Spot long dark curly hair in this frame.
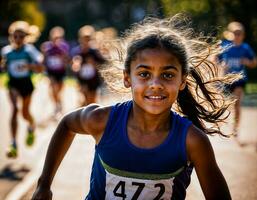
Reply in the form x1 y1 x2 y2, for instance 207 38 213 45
101 14 241 136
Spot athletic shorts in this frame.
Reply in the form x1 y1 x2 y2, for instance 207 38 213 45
78 74 102 91
8 77 34 97
47 70 66 82
225 79 246 93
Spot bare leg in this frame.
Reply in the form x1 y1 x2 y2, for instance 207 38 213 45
6 88 19 157
232 87 244 136
9 89 19 144
80 85 88 106
22 94 36 146
50 78 64 113
21 94 34 128
80 84 97 106
86 90 97 105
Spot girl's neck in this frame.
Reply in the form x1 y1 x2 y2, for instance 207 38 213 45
129 103 171 133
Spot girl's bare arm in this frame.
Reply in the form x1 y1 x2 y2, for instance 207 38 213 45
31 104 111 200
186 125 231 200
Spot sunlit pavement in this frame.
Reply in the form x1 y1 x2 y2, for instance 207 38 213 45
0 78 257 200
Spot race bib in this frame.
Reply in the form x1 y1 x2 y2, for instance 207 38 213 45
46 56 64 70
105 172 174 200
9 59 29 78
79 64 96 79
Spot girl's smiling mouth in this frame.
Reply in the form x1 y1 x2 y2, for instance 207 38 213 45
145 95 167 100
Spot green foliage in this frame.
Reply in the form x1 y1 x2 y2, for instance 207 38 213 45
0 0 45 30
162 0 210 15
161 0 257 49
1 0 257 82
19 1 46 30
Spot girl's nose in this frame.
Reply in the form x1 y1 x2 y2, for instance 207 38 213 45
149 78 164 90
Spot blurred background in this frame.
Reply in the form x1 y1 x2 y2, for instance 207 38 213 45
0 0 257 82
1 0 257 81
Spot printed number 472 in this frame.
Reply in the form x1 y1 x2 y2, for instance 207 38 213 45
113 181 165 200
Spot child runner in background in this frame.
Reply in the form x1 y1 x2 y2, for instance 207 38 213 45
71 25 106 106
41 26 70 116
1 21 44 158
218 22 257 140
32 15 237 199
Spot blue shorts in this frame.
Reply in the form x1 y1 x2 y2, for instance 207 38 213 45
225 79 246 93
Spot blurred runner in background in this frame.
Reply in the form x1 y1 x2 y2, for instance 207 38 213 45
219 21 257 141
0 21 44 158
71 25 106 106
41 26 70 116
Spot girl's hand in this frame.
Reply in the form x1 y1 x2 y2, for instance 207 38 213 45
186 126 231 200
31 186 52 200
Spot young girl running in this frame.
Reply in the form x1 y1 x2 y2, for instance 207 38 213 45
32 16 236 199
1 21 44 158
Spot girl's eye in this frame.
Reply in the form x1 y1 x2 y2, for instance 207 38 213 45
162 73 174 79
139 72 150 78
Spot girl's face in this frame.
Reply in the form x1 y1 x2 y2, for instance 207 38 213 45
12 30 26 48
124 48 186 115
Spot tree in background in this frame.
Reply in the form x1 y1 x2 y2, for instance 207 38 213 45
0 0 45 47
1 0 256 81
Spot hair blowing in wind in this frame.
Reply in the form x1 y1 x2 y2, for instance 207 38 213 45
101 14 241 136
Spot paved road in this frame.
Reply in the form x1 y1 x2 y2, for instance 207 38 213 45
0 78 257 200
0 77 80 200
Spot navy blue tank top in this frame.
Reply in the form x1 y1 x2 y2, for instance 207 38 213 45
86 101 193 200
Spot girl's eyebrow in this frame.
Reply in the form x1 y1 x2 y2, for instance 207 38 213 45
135 64 151 70
162 65 178 71
135 64 178 71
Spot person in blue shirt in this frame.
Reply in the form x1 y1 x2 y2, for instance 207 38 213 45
1 21 44 158
219 21 257 139
32 15 234 200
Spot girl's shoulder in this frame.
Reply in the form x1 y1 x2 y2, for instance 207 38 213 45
78 103 113 143
186 125 212 163
84 101 132 129
82 103 112 129
80 101 131 141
